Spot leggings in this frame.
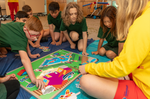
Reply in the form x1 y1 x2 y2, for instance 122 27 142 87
8 2 19 21
3 80 20 99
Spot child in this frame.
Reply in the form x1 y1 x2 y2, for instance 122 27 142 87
0 16 45 89
79 0 150 99
92 6 124 59
13 11 29 23
8 0 19 21
0 11 29 58
0 74 20 99
22 5 49 48
60 2 88 56
46 2 66 45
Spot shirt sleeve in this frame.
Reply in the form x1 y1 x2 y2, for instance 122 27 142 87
97 27 105 38
85 19 150 78
60 20 67 31
47 14 52 25
11 44 27 53
11 37 28 53
82 17 87 32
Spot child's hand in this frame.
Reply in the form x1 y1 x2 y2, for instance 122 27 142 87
0 54 7 58
79 65 87 75
0 74 18 83
29 54 40 58
34 42 41 48
56 41 62 46
35 79 45 90
92 51 99 55
51 41 56 45
70 43 76 49
82 52 89 56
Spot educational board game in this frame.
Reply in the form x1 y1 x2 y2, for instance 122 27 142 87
7 49 97 99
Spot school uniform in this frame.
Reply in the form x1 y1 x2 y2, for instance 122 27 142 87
0 22 28 53
0 80 20 99
98 27 119 55
60 17 88 40
47 11 62 32
33 15 39 20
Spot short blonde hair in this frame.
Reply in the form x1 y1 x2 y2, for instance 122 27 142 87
117 0 148 41
25 16 43 32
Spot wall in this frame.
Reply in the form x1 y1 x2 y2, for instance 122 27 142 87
47 0 107 16
77 0 108 17
47 0 66 14
4 0 45 15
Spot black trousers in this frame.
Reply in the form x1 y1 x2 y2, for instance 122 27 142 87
3 80 20 99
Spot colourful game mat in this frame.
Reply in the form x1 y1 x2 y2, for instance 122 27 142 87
0 38 94 99
7 50 97 99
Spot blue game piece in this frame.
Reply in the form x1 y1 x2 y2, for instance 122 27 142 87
22 71 27 76
90 59 96 63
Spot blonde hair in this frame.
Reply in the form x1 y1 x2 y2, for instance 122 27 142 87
61 2 83 27
117 0 148 41
25 16 43 32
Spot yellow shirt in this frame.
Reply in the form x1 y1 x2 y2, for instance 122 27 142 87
85 1 150 98
8 0 18 2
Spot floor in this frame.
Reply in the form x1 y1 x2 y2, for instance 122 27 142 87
1 16 100 40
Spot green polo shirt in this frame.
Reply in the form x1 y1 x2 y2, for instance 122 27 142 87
0 83 7 99
33 15 39 20
60 17 88 39
98 27 118 47
0 22 28 53
47 11 62 31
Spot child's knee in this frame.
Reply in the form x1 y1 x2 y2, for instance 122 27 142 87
62 37 67 42
55 33 60 41
78 45 83 51
98 48 106 56
80 75 90 89
70 31 79 41
106 51 117 59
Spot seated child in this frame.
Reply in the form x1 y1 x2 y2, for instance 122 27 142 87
22 5 49 48
13 11 29 23
45 2 66 45
79 0 150 99
0 11 29 58
0 16 45 89
92 6 124 59
60 2 88 56
0 74 20 99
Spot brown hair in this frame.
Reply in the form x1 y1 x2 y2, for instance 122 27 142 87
25 16 43 32
22 5 32 13
117 0 148 41
100 6 117 38
61 2 83 27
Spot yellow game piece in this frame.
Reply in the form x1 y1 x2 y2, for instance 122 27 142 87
63 70 66 75
46 74 51 78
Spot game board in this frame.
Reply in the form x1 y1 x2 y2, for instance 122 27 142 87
7 49 97 99
53 75 96 99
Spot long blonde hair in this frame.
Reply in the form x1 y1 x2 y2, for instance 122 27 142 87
61 2 83 27
117 0 148 41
